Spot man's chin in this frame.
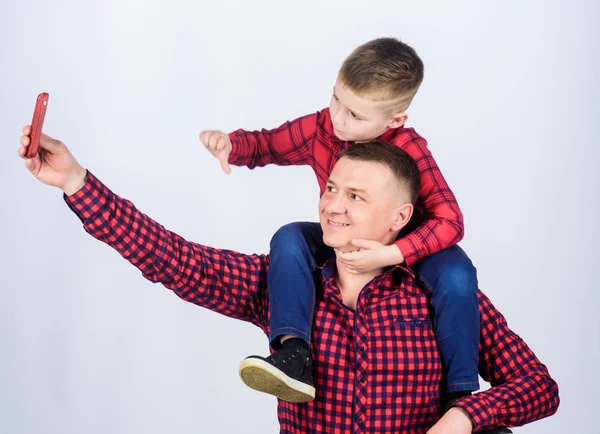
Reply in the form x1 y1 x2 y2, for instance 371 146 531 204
322 235 352 251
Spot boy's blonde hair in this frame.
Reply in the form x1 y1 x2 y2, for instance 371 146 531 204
339 37 424 114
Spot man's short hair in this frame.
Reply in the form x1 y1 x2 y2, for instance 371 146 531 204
340 141 421 203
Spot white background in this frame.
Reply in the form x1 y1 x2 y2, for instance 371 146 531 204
1 0 597 432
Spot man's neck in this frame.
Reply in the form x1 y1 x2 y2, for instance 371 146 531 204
335 258 383 310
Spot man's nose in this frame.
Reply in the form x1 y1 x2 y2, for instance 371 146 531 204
326 194 346 214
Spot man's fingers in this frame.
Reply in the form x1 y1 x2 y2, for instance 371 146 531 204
39 133 62 153
24 157 40 175
21 128 62 153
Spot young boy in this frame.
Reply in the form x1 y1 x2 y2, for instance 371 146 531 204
200 37 480 406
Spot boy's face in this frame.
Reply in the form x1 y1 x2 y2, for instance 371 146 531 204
318 157 411 252
329 79 406 142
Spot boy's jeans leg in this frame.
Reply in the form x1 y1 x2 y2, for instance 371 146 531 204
414 245 480 393
268 222 327 349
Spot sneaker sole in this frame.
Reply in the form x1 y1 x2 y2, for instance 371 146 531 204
238 358 316 403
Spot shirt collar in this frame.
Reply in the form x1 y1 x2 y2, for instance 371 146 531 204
317 255 417 284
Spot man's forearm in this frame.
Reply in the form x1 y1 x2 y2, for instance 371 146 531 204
456 292 560 431
64 171 270 328
453 368 559 430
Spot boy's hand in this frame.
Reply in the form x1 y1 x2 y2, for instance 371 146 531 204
18 125 87 196
334 240 404 274
425 407 473 434
199 130 232 174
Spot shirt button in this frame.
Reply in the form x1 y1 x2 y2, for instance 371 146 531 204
360 377 366 384
360 346 366 352
357 420 364 427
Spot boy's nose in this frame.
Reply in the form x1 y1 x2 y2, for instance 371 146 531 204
333 111 346 126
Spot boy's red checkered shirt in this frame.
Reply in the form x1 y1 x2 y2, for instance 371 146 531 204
228 108 464 266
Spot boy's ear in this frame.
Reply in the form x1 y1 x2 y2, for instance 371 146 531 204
387 112 408 129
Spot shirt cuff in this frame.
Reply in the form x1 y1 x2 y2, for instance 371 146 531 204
227 130 246 166
63 171 111 222
394 237 418 267
451 394 495 432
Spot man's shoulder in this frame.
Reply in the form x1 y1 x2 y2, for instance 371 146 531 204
476 289 507 327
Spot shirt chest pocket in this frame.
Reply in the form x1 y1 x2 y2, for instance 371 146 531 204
394 317 433 329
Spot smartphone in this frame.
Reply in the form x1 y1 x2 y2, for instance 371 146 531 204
25 92 49 158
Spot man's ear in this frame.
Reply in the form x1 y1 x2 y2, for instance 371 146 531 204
390 202 413 232
387 112 408 129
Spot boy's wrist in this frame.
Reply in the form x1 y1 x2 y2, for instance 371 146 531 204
387 244 405 265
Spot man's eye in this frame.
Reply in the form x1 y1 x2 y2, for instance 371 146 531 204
326 186 337 193
350 194 362 201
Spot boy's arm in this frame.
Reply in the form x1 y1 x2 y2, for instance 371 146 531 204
227 111 320 169
394 132 465 266
64 171 270 330
452 291 560 431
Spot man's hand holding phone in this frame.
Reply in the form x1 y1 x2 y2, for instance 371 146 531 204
19 125 87 196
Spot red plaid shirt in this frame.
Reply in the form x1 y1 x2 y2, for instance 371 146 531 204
64 172 559 433
229 108 464 266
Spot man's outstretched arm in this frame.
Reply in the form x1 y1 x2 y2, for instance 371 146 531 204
18 126 270 330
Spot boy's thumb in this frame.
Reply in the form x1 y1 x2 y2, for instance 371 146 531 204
219 154 231 174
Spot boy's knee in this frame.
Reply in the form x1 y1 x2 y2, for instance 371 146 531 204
270 222 307 249
438 262 478 299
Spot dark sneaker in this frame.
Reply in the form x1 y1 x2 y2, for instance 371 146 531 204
239 345 315 402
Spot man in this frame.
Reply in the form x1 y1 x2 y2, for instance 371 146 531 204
18 126 559 433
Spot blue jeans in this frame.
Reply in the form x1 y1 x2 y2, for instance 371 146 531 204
268 221 480 393
413 243 480 393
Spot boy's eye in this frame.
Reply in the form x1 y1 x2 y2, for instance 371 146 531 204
350 112 362 121
332 94 339 101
